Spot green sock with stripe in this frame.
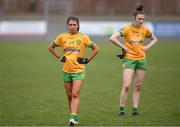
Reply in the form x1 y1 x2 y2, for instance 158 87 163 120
70 113 78 121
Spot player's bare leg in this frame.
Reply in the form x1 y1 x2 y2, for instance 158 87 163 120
69 80 83 126
64 81 73 113
132 69 145 115
71 80 83 113
119 69 134 116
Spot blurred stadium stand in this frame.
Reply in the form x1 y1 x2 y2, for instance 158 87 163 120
0 0 180 42
1 0 180 15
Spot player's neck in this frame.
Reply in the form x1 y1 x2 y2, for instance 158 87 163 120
133 22 141 28
69 32 78 35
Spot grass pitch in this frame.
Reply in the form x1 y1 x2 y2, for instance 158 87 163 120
0 38 180 126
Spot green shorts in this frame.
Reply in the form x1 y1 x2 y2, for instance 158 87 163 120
122 58 147 70
62 71 86 82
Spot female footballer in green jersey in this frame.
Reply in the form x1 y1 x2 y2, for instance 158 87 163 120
110 4 158 116
48 16 99 126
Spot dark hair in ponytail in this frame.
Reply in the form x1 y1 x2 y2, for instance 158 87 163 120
67 16 80 31
133 4 145 17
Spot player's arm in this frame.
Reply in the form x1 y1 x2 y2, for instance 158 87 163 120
48 42 60 58
48 42 66 62
109 32 128 51
144 33 158 51
77 43 99 64
87 43 99 62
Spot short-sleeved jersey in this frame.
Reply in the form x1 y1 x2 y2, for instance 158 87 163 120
54 32 93 73
119 24 152 60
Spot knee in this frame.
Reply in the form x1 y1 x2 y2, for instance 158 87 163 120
72 92 79 99
123 81 131 92
124 85 130 92
135 81 142 91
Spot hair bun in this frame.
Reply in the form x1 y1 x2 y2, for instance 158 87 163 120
136 4 143 11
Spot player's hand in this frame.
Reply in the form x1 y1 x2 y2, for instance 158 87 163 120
77 57 89 64
58 56 66 63
117 49 126 59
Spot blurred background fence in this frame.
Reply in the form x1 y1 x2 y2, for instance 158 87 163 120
0 0 180 42
1 0 180 16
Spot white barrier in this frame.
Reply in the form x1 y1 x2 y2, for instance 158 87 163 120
80 21 154 36
0 20 47 36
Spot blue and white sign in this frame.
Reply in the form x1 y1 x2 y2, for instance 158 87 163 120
154 22 180 36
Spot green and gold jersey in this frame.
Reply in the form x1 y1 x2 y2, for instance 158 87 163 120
119 24 152 60
54 32 93 73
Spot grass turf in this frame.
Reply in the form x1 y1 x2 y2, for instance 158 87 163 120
0 38 180 126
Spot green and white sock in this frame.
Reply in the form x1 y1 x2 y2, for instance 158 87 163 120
70 113 78 121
